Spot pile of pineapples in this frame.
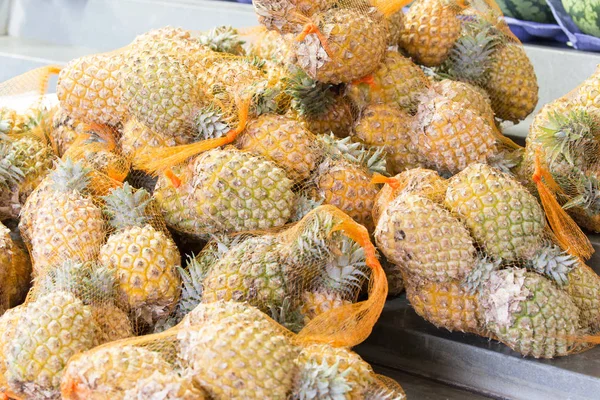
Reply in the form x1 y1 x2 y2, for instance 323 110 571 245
1 0 600 398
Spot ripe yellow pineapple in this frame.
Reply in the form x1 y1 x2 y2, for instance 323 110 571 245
301 290 352 323
293 7 388 84
236 113 323 181
375 193 476 283
0 306 26 395
0 221 31 311
246 28 292 64
123 371 205 400
22 159 104 274
177 305 297 399
346 50 430 112
405 278 485 334
51 107 85 157
57 53 126 126
293 343 375 399
386 9 405 46
400 0 464 66
353 103 422 175
0 132 55 220
119 117 180 159
253 0 334 34
413 93 497 175
5 291 99 399
99 183 181 325
430 79 494 122
61 345 177 400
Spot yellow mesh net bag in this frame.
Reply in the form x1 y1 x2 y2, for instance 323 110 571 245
373 165 600 358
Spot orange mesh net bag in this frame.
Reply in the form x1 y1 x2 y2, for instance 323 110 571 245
373 165 600 358
516 66 600 235
55 205 399 400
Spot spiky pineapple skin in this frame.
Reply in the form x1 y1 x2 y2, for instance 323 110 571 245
347 51 430 112
247 29 291 63
123 371 205 400
405 279 485 334
399 0 462 66
375 194 476 283
254 0 334 34
479 269 579 358
300 290 352 323
315 159 378 231
294 8 387 84
431 80 494 122
237 114 322 181
191 148 296 233
445 163 545 261
0 306 25 392
120 117 179 158
294 343 374 400
57 53 126 126
353 103 422 175
386 10 405 46
30 190 104 273
300 95 355 138
484 43 538 123
0 222 31 310
178 309 297 400
99 224 181 322
51 108 85 157
6 292 98 400
414 95 497 175
91 305 134 344
565 263 600 331
202 236 289 312
572 66 600 110
61 345 172 400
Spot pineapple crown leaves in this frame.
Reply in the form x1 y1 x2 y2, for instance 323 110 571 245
488 148 524 175
102 182 152 229
563 171 600 215
538 109 599 168
462 255 503 294
199 25 246 55
321 233 368 295
268 296 305 333
288 211 337 265
527 244 578 287
318 133 388 175
194 105 230 140
0 143 24 188
251 83 286 116
297 358 354 399
36 260 119 305
49 157 92 193
441 18 501 85
292 193 325 222
284 67 337 118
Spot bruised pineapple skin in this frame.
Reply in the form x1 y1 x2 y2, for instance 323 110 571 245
479 268 580 358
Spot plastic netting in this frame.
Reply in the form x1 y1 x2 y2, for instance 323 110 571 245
518 66 600 234
373 165 600 358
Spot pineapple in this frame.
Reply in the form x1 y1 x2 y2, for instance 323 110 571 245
442 19 538 123
236 113 323 181
0 108 16 134
123 371 205 400
0 132 55 220
286 68 355 137
300 291 352 323
99 183 181 325
0 221 31 311
5 291 99 399
353 103 422 175
399 0 464 66
572 66 600 110
119 117 179 159
51 108 85 156
293 7 388 84
445 163 546 261
346 50 430 112
57 53 126 126
0 306 26 394
405 277 485 334
23 159 104 273
564 262 600 331
479 268 580 358
61 345 175 400
293 343 375 400
374 193 476 283
177 305 297 399
199 25 246 55
484 43 539 123
413 92 497 175
37 260 134 344
188 148 296 233
386 9 405 46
